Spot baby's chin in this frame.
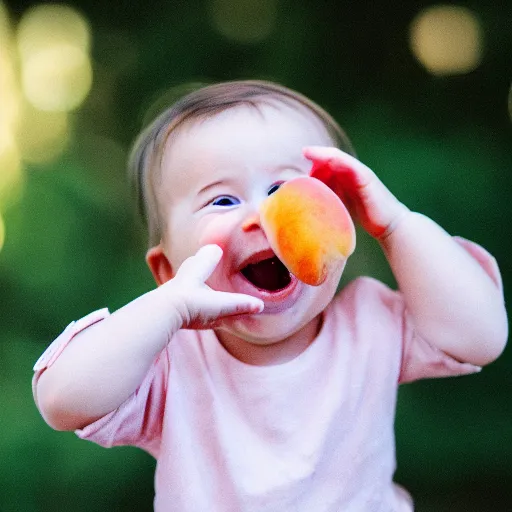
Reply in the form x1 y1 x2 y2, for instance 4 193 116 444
214 310 325 366
215 301 325 346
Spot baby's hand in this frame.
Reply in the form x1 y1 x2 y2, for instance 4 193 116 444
303 146 410 239
166 245 264 330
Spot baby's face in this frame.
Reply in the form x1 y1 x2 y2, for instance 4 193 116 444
156 102 344 346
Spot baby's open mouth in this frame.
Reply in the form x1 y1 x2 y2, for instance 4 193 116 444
240 257 292 291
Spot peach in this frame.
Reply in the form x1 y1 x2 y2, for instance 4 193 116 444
258 176 356 286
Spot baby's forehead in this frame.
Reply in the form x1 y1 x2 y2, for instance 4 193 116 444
162 100 333 159
165 104 326 167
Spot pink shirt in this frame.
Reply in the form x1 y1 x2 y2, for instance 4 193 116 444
33 238 502 511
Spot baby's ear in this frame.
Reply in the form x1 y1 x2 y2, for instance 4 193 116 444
146 245 174 286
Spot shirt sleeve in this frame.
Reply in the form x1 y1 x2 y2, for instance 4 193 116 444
32 309 110 409
32 309 170 458
399 236 504 384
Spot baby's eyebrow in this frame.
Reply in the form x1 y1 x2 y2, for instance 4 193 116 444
274 163 308 174
198 180 223 195
197 178 235 196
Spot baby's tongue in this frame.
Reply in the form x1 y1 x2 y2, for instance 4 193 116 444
241 257 291 291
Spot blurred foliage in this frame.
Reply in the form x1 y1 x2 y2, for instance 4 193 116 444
1 0 511 510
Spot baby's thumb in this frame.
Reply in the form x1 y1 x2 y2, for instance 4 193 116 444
178 244 223 283
215 292 264 318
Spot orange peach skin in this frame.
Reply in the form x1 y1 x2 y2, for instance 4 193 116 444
259 176 356 286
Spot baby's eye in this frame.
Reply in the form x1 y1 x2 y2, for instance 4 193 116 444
211 195 240 207
267 182 283 196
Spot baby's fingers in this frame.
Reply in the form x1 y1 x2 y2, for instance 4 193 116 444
214 291 264 318
303 145 357 166
177 244 223 283
185 290 264 329
303 146 374 189
303 145 409 238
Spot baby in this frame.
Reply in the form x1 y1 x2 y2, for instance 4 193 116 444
32 80 508 511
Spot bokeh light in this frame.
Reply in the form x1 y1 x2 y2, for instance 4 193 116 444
17 102 69 164
0 2 23 209
0 3 19 132
0 211 5 252
20 44 92 112
209 0 277 43
409 5 483 76
0 135 22 206
16 3 90 56
0 54 19 135
17 4 93 111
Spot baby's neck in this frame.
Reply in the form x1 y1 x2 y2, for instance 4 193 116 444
215 314 323 366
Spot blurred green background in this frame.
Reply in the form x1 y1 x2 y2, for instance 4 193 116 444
0 0 511 510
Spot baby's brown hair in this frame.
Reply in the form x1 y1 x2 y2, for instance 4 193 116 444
128 80 355 247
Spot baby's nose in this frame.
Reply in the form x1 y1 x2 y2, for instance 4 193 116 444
241 212 262 232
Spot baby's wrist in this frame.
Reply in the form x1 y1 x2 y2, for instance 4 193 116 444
376 204 412 243
153 281 186 334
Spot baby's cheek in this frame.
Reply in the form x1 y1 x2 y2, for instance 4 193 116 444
197 216 236 251
198 216 241 287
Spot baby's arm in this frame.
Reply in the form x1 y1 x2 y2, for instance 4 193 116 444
36 245 263 431
304 146 508 366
